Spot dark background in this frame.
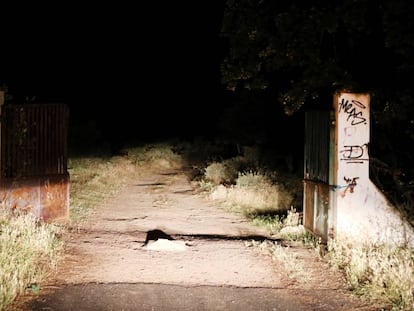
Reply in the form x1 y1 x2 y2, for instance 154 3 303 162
0 2 231 146
1 1 413 210
1 1 412 181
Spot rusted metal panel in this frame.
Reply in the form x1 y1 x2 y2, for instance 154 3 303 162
304 110 330 183
303 180 314 233
0 103 70 222
0 173 70 222
1 103 69 178
303 110 332 242
303 180 329 242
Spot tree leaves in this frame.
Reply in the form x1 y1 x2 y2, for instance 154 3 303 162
220 0 414 188
220 0 414 115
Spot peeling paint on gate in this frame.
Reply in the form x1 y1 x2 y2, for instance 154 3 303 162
0 173 70 222
0 89 70 222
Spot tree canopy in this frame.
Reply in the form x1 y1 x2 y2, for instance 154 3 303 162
221 0 414 114
220 0 414 204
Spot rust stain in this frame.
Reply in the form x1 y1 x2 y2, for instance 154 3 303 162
303 180 329 243
0 173 69 222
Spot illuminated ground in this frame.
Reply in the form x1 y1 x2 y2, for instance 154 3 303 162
11 167 386 311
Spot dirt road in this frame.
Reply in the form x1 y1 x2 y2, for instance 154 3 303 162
10 168 386 310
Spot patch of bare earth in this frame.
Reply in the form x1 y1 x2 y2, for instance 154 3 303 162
10 167 388 311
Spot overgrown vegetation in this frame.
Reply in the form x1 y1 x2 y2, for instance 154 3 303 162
0 142 183 310
69 143 183 223
2 141 413 310
68 155 139 222
0 209 63 311
219 0 414 232
178 140 414 310
328 237 414 310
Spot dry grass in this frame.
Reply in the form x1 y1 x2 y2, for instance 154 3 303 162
328 236 414 310
0 209 63 311
4 140 412 310
68 142 184 223
67 141 414 311
208 170 294 216
204 156 248 185
0 142 183 310
125 144 183 172
68 156 138 222
194 142 414 310
246 239 311 282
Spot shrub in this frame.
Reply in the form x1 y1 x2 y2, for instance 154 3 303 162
328 236 414 310
209 170 293 216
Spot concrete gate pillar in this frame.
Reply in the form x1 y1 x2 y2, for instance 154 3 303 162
332 91 414 246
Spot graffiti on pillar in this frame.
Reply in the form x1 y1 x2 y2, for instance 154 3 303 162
337 93 370 197
341 176 359 197
338 98 367 125
340 144 369 164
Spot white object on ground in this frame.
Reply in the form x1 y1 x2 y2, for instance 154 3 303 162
144 239 189 251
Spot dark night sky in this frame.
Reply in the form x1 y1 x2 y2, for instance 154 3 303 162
0 2 228 142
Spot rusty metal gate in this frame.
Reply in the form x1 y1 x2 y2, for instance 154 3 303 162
0 103 70 222
303 110 333 242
